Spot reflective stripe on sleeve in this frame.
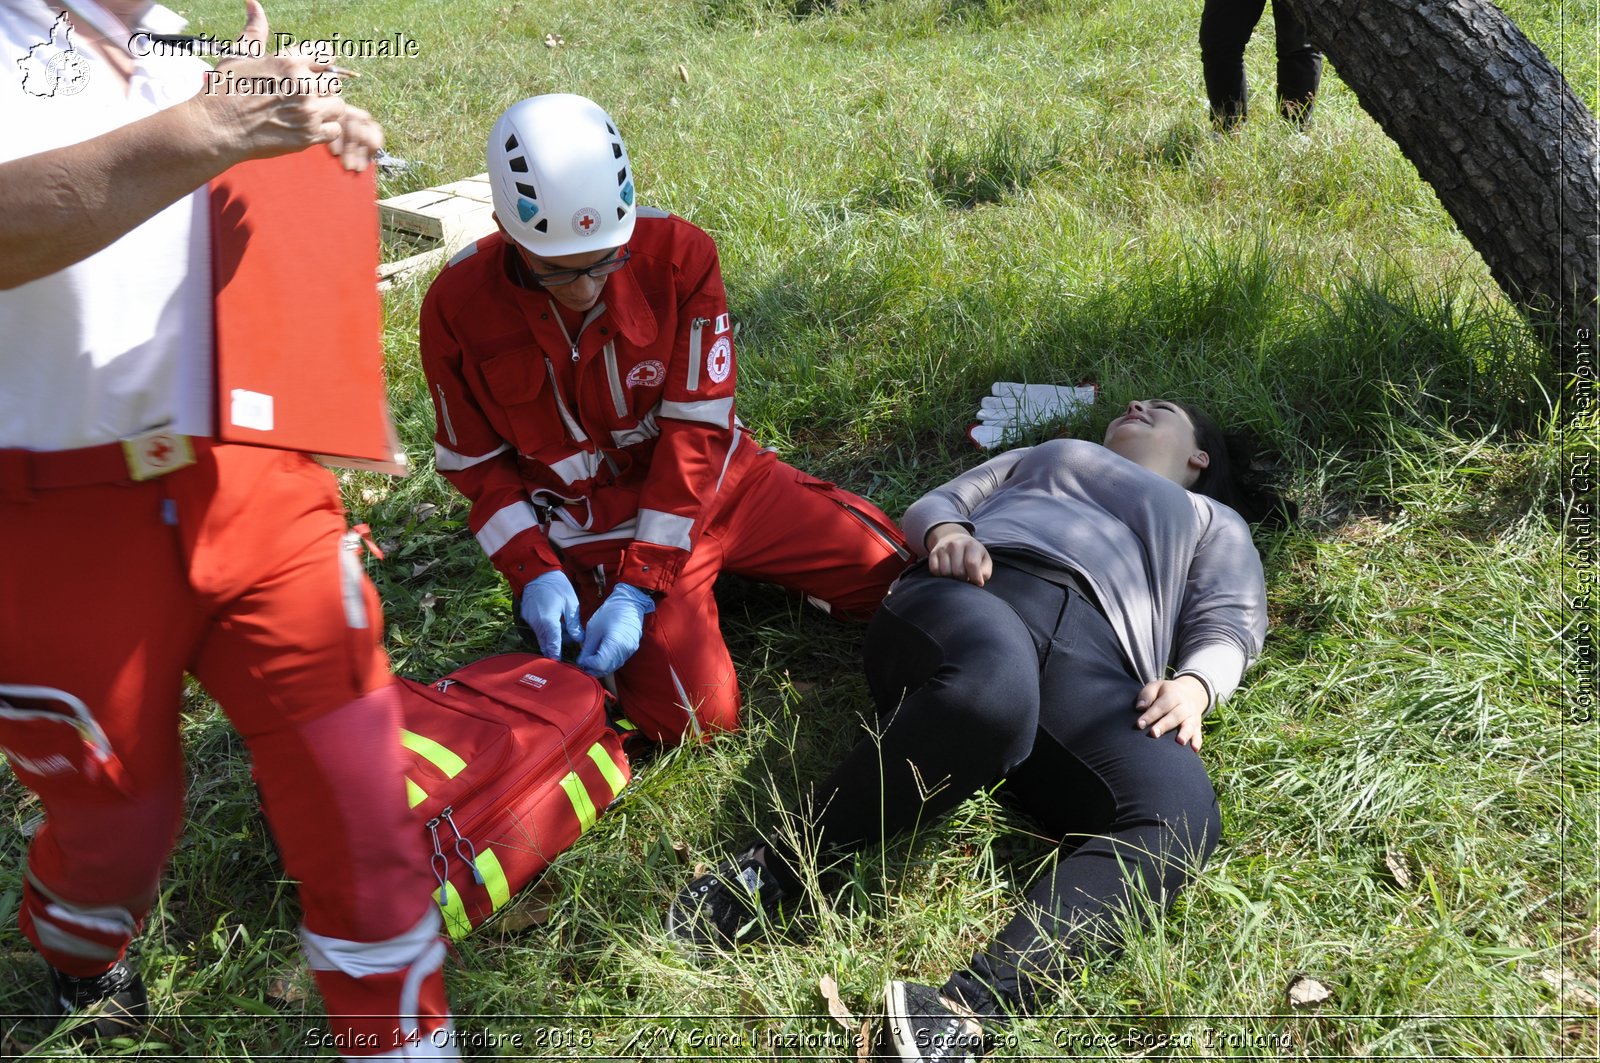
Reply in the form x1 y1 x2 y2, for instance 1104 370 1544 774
636 509 693 551
548 449 601 486
611 409 660 447
548 521 638 550
434 441 510 472
476 502 540 557
658 396 734 427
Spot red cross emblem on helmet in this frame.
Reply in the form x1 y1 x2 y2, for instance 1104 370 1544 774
572 207 601 237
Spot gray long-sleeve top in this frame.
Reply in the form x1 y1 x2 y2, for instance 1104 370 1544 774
901 439 1267 703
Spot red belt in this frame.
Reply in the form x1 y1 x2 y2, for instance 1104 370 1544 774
0 433 206 497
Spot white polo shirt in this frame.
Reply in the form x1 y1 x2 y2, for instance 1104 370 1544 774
0 0 213 451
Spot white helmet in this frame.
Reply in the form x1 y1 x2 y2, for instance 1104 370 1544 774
487 94 636 257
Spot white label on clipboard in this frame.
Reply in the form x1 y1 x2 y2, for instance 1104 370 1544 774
230 389 275 431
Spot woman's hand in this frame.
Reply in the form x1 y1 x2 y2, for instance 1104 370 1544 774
924 523 992 586
1133 675 1209 750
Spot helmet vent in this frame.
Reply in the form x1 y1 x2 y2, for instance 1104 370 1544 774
515 182 538 199
616 168 627 186
606 122 617 136
612 143 623 159
504 135 519 151
509 156 528 173
617 207 627 220
533 219 549 233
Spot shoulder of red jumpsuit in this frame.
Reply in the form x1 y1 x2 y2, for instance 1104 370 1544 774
421 229 526 337
605 209 723 341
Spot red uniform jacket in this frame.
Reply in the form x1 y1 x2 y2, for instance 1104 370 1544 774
420 209 744 597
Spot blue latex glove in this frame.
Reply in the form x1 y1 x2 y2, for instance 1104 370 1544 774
519 570 583 659
575 582 656 677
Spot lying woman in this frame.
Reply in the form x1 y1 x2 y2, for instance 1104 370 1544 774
666 398 1285 1062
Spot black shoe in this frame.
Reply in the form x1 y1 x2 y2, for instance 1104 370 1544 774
876 980 988 1061
665 844 798 947
48 960 149 1038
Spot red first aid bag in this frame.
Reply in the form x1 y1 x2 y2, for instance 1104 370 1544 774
396 654 630 937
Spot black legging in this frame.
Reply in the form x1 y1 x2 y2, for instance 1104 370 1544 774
1199 0 1323 128
795 563 1221 1018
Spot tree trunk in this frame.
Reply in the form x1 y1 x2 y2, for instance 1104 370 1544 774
1289 0 1598 362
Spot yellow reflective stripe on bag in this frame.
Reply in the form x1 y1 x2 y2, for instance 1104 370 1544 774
477 849 511 909
587 742 627 797
400 728 467 777
560 772 598 831
434 849 512 940
434 882 472 939
406 778 429 808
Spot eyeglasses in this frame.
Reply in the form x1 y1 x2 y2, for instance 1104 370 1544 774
526 247 631 287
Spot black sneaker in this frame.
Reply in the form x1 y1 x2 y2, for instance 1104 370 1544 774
48 959 149 1038
876 980 987 1062
665 844 798 947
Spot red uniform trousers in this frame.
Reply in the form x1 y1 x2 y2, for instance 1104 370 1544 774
0 444 453 1059
561 447 909 742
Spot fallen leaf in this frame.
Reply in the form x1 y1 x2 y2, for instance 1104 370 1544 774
497 880 559 934
360 486 384 506
693 861 710 878
266 967 310 1005
1285 973 1334 1008
671 840 690 865
413 502 437 521
856 1018 871 1061
419 592 438 610
819 975 855 1031
677 62 690 83
379 538 400 555
544 32 564 48
411 560 439 577
1383 849 1413 890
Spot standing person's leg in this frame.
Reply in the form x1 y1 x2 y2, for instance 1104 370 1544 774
1199 0 1269 130
1270 0 1323 125
935 588 1222 1021
0 475 202 1030
715 454 909 622
188 449 454 1060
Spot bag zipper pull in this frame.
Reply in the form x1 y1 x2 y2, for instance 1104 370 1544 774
441 806 484 885
571 343 580 364
426 816 452 905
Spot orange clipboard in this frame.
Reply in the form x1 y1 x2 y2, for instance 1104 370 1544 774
210 146 408 475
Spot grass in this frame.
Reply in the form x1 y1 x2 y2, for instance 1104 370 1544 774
0 0 1595 1058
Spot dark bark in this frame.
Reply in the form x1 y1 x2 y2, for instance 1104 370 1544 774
1289 0 1598 359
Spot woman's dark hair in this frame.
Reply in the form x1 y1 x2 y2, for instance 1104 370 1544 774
1173 401 1296 528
